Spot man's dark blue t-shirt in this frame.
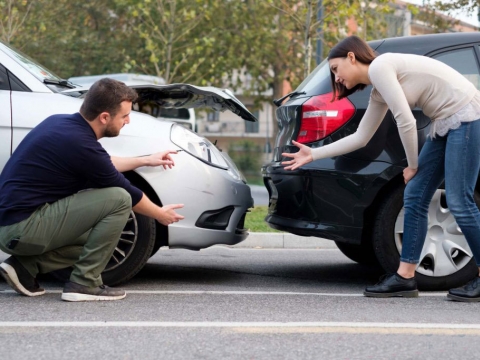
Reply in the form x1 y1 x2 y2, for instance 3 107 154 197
0 113 143 226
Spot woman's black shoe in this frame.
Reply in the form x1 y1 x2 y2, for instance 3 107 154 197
364 273 418 298
447 277 480 302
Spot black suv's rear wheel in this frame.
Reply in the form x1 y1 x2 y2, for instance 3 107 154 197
372 185 477 291
101 211 156 286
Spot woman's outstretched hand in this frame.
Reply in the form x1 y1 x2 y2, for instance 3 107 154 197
281 140 314 170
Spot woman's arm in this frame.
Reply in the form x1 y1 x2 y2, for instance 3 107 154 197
282 98 388 170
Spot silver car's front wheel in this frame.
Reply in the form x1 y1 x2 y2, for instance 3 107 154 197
394 190 473 277
101 211 156 286
105 212 139 271
373 186 477 290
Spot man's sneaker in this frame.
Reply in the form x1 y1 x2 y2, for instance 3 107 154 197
61 281 126 302
0 256 45 296
364 273 418 298
447 277 480 302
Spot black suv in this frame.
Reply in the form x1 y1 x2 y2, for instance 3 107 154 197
262 32 480 290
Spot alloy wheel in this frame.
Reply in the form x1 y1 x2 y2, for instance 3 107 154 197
104 211 138 271
394 189 472 277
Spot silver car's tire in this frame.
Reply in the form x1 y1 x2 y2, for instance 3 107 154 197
373 185 477 291
101 211 156 286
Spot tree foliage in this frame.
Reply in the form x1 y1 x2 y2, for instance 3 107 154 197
3 0 467 135
123 0 218 83
0 0 34 44
2 0 140 78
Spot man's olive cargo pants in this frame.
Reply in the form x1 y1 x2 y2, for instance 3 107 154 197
0 188 131 287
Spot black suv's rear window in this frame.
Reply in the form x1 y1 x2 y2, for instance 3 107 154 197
295 59 332 96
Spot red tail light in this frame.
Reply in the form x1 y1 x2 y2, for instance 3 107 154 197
297 93 355 144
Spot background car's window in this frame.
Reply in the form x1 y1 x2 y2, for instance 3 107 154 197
433 47 480 90
157 108 190 120
0 65 10 91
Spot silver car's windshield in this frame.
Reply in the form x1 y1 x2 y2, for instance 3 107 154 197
0 41 63 82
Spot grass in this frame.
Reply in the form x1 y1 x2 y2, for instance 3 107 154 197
245 205 283 233
246 177 264 186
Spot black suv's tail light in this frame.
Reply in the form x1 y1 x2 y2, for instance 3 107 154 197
297 92 355 143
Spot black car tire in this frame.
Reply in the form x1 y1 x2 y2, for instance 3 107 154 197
102 211 156 286
150 223 168 258
372 185 477 291
335 241 380 266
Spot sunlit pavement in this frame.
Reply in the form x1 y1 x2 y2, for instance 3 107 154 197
0 247 477 360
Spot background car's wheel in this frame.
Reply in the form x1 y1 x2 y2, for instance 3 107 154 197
335 241 379 266
372 185 477 291
101 211 156 286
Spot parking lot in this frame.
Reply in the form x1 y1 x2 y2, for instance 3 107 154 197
1 245 480 359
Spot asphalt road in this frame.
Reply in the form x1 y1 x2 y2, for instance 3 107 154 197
1 247 479 360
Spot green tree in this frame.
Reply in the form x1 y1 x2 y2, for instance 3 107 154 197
211 0 393 135
0 0 34 44
3 0 140 78
411 0 461 33
433 0 479 14
125 0 215 83
2 0 403 141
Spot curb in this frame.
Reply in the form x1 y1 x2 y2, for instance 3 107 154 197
231 232 338 249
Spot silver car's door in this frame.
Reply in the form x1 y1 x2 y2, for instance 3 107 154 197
0 65 12 170
130 84 258 122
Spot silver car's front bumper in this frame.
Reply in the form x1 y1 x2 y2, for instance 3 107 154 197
138 151 254 249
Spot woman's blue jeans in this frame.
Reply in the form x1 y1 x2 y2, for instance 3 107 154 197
402 119 480 266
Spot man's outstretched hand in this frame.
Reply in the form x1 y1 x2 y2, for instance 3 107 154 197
144 150 179 169
157 204 185 226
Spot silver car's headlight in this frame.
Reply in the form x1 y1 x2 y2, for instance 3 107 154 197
170 124 245 181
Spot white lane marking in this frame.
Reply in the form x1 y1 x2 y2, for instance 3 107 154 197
0 289 447 296
0 321 477 328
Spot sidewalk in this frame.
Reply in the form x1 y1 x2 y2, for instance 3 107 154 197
232 232 338 249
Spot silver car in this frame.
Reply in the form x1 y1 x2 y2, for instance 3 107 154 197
0 41 257 285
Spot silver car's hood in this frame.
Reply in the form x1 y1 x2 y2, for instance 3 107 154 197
131 84 257 122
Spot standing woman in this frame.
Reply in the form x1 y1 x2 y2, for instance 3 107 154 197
282 35 480 301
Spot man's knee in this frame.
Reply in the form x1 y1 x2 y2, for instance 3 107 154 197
103 187 132 212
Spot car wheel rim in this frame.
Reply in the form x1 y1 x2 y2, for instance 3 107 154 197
394 189 473 277
104 211 138 272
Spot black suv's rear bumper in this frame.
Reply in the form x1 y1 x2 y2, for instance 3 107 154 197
262 158 402 244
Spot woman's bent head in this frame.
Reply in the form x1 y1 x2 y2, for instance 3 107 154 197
328 36 377 100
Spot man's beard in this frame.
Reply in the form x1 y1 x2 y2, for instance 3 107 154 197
103 125 120 138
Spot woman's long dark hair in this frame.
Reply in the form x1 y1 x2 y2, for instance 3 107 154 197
328 36 377 100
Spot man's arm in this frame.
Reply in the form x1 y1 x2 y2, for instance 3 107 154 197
111 150 178 172
133 194 184 226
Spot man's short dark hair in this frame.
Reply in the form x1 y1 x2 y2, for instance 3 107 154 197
80 78 138 121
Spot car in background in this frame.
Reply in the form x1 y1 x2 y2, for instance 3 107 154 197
69 73 197 132
262 32 480 290
0 40 257 285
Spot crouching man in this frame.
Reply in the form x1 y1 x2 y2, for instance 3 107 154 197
0 78 184 302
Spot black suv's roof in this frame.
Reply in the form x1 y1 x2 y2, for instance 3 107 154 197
370 32 480 56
